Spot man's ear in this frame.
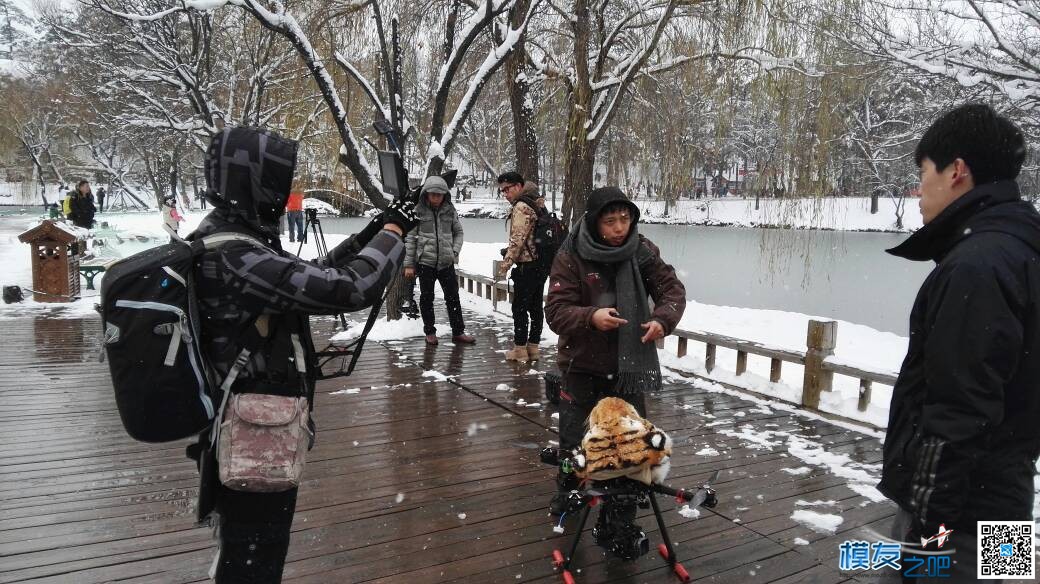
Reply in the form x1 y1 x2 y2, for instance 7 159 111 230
951 158 973 187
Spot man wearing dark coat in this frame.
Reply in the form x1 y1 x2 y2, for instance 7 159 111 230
186 126 417 582
544 186 686 549
881 103 1038 583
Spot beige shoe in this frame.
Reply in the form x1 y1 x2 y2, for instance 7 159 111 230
505 344 529 362
526 343 540 360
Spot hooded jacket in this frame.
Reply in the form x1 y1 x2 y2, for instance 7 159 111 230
188 127 404 520
879 180 1040 535
545 187 686 374
404 193 463 269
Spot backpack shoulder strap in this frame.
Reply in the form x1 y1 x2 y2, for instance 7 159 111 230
198 232 268 250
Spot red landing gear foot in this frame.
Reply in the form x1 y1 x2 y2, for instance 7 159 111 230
561 570 576 584
552 549 565 568
658 543 670 559
673 563 690 582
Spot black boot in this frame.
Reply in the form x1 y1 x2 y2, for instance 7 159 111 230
549 472 580 516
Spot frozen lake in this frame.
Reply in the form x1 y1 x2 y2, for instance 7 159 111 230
314 217 932 335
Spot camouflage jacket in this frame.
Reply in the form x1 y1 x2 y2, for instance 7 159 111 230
502 183 541 270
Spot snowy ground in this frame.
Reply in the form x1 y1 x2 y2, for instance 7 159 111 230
453 192 925 232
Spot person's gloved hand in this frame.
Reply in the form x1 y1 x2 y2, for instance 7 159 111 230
354 213 386 247
324 215 384 265
383 196 419 232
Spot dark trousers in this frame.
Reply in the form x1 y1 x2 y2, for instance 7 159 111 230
213 486 298 583
558 373 647 526
417 264 465 336
558 372 647 454
510 262 546 346
286 211 305 243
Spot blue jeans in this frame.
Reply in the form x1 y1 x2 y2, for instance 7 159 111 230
286 211 305 242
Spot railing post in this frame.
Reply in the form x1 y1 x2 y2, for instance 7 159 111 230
770 358 782 383
491 261 502 310
705 344 717 373
467 278 473 294
802 320 837 409
736 350 748 376
677 337 688 358
858 379 872 412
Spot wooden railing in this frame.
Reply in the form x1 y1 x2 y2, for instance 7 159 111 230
455 265 898 417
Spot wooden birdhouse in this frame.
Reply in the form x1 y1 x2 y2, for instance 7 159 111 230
17 220 85 302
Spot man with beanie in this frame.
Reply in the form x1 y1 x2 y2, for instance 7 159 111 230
497 172 547 361
544 186 686 534
881 104 1039 582
404 176 475 345
187 126 417 583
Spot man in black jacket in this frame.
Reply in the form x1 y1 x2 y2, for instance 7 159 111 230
188 127 417 583
881 103 1037 582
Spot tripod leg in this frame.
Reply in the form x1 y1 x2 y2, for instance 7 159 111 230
650 492 689 581
552 502 590 584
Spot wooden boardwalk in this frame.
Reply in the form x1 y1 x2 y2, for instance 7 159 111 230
0 304 896 583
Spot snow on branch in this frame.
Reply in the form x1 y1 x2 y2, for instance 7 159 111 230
334 52 391 122
587 0 678 141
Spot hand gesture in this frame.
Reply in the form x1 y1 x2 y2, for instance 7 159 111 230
640 320 665 344
591 307 628 331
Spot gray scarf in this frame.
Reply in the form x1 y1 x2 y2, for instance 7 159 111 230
574 221 662 395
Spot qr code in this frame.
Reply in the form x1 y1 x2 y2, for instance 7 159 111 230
978 521 1035 579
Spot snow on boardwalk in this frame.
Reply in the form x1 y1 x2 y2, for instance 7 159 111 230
0 305 894 583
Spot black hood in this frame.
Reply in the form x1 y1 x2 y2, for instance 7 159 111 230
888 180 1040 262
203 126 298 239
584 186 640 233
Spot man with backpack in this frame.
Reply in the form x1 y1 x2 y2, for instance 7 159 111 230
496 172 561 362
186 127 416 582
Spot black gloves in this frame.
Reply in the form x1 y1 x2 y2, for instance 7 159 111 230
325 215 385 266
383 195 419 232
355 213 387 248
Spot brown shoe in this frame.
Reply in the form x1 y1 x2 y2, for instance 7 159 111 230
505 344 529 362
425 334 438 345
452 334 476 344
526 343 540 360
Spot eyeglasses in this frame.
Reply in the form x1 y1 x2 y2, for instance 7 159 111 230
499 184 517 194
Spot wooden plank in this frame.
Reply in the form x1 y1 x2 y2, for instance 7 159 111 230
0 285 890 584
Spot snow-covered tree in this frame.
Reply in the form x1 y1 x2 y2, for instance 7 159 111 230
866 0 1039 113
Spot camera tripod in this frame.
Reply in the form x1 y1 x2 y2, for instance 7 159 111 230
541 448 719 584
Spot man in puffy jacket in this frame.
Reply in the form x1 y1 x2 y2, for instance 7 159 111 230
545 186 685 539
403 176 474 345
881 103 1038 582
187 126 417 583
